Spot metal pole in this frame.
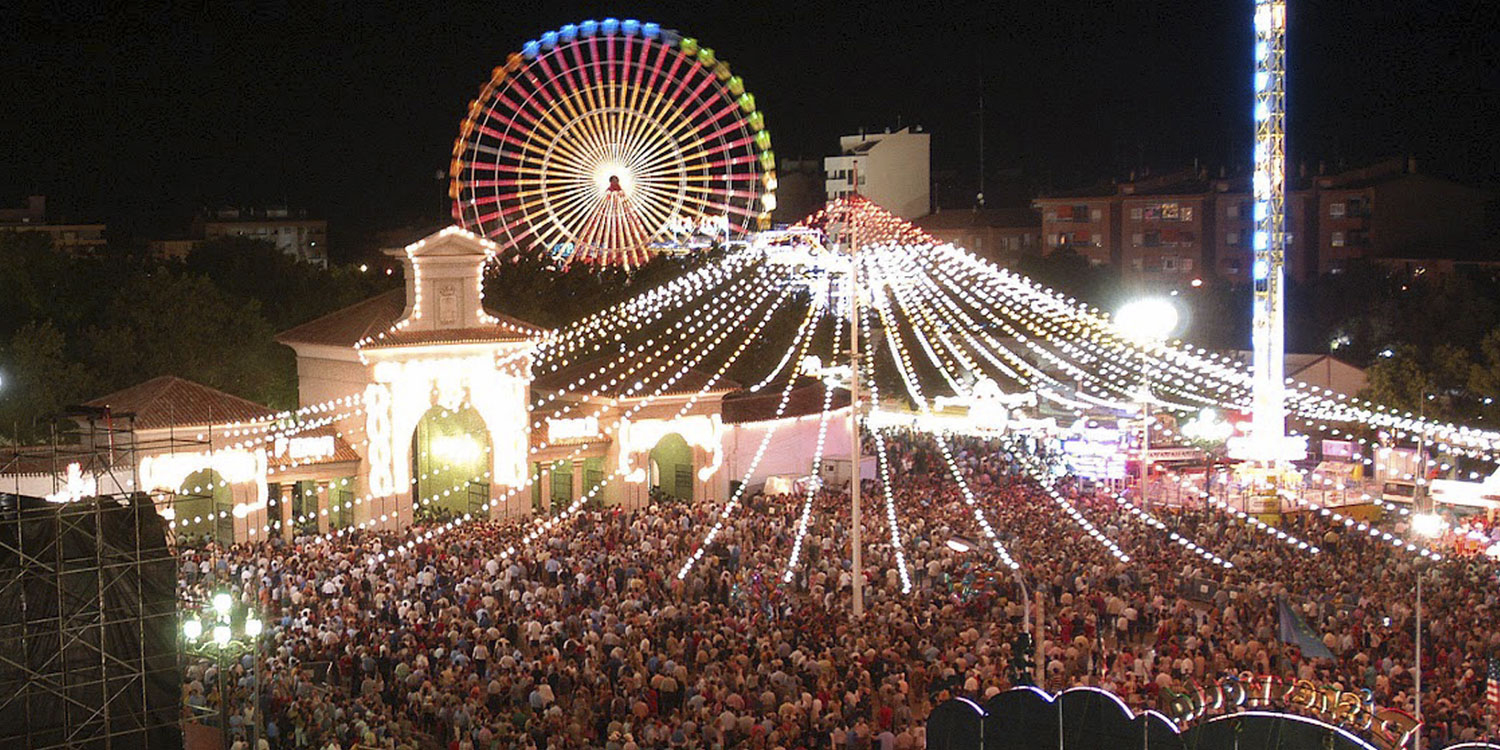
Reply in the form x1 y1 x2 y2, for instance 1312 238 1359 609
1140 394 1151 512
218 646 228 749
1414 567 1422 750
251 621 261 750
850 214 864 620
1035 586 1045 685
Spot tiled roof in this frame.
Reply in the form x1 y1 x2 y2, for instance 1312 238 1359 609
722 378 851 424
276 289 546 348
533 354 740 398
276 289 407 347
83 376 276 430
361 326 538 349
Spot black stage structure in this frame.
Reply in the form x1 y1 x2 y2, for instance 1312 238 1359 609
0 410 181 749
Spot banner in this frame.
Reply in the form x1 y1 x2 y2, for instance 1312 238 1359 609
1277 595 1335 659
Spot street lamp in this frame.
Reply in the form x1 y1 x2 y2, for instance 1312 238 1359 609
1410 512 1442 750
182 590 265 750
948 535 1042 685
1115 298 1182 511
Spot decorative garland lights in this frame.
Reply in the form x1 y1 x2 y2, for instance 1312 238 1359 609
865 245 1221 569
155 190 1500 637
1006 443 1131 563
860 289 914 594
867 256 1020 570
782 314 843 582
677 304 821 579
374 271 791 566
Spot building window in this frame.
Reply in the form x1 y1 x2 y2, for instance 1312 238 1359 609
1091 233 1102 247
1225 231 1240 245
1331 231 1345 247
1130 207 1143 221
1132 233 1144 247
1226 203 1239 218
1142 202 1191 222
1090 208 1102 221
1347 197 1367 217
1144 231 1161 247
1329 202 1345 218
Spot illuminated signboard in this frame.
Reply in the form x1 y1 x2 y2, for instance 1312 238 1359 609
1161 673 1418 750
273 435 336 461
547 416 600 441
1062 438 1127 480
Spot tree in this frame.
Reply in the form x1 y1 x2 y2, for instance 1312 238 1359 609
182 236 396 331
0 321 98 443
81 270 296 408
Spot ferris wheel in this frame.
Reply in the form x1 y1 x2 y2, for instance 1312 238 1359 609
450 19 777 269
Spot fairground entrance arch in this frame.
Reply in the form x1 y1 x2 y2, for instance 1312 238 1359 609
410 404 491 522
649 432 695 501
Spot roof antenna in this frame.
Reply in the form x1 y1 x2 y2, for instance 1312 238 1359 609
977 66 985 208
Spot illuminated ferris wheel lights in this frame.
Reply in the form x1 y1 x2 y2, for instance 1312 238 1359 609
453 20 773 267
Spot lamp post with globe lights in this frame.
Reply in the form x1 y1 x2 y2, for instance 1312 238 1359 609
1114 298 1181 511
181 590 264 749
1409 510 1443 750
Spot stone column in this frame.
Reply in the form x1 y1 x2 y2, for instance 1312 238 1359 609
316 481 331 535
279 484 294 541
571 460 585 506
537 464 551 517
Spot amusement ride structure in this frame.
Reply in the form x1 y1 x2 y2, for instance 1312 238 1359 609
154 11 1500 585
449 19 775 268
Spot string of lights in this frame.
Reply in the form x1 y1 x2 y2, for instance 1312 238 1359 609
677 303 821 579
782 312 843 583
866 263 1020 570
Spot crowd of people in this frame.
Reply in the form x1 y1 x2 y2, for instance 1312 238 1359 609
177 431 1500 749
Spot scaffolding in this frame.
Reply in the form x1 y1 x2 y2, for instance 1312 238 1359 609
0 411 186 749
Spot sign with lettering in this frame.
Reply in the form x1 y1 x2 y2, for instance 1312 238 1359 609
274 435 336 461
1146 447 1206 463
1161 673 1419 750
547 416 600 442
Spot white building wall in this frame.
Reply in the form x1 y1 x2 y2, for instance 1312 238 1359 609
723 406 853 490
822 128 930 219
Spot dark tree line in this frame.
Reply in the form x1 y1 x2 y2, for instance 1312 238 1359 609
0 233 395 443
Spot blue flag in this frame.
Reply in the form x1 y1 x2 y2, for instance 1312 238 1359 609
1277 595 1335 659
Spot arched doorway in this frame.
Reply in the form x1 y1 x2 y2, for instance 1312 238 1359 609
410 404 491 523
174 469 233 545
649 433 694 502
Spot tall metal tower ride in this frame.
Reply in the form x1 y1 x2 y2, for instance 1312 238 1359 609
1233 0 1305 464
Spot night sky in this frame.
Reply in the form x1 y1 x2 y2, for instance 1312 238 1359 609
4 0 1495 258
